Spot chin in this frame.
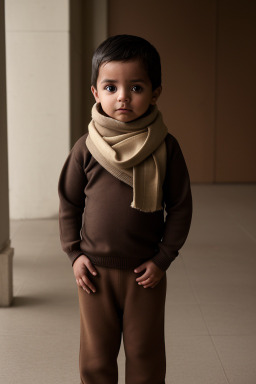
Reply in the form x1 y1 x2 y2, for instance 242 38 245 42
114 114 134 123
116 118 132 123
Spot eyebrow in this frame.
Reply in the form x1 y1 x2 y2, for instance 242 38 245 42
100 79 118 84
100 79 147 84
130 79 147 83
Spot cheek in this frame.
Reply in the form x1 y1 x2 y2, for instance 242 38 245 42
136 95 153 108
101 97 113 107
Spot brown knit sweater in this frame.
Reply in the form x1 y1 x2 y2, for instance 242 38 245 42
58 132 192 271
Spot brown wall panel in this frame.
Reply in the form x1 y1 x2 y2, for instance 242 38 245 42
215 1 256 182
108 0 216 182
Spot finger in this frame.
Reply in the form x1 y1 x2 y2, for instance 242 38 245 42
138 277 152 286
85 260 98 276
143 281 154 288
79 278 90 294
136 273 151 282
81 276 96 293
134 264 147 273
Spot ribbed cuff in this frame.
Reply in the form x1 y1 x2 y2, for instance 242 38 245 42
68 250 85 266
151 250 178 271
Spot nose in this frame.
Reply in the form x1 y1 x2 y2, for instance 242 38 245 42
117 88 129 102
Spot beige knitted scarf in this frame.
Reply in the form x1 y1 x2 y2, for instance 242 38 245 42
86 103 168 212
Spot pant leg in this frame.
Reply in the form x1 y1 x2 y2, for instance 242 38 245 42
78 266 122 384
122 270 167 384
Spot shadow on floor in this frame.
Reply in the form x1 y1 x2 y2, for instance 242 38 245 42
11 296 50 307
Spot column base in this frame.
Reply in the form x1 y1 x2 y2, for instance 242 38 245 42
0 244 14 307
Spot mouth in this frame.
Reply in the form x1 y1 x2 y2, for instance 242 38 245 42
117 108 132 113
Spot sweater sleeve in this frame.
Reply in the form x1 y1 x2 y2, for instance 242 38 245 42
58 135 89 265
151 134 192 271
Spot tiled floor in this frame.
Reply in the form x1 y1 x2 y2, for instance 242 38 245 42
1 185 256 383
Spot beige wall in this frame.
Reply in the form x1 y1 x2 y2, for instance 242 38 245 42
5 0 70 219
108 0 256 183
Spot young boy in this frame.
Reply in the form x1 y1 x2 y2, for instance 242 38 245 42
58 35 192 384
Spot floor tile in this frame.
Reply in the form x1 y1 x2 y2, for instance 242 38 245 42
165 304 209 336
166 258 198 304
213 335 256 384
166 335 229 384
200 303 256 336
0 290 80 337
0 334 80 384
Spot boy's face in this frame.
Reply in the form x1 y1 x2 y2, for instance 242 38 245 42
91 60 161 122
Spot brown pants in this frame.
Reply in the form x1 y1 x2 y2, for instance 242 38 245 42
78 266 167 384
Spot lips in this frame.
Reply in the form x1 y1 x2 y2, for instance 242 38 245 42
117 108 132 112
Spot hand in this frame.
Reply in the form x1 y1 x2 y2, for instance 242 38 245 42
73 255 98 294
134 260 165 288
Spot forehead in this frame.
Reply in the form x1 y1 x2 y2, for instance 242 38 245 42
97 60 149 82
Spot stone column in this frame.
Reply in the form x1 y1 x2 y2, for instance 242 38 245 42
0 1 14 307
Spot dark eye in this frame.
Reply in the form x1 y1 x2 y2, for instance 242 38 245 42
105 85 116 92
131 85 142 92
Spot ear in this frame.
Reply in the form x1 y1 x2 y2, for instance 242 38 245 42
151 86 162 105
91 86 100 102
